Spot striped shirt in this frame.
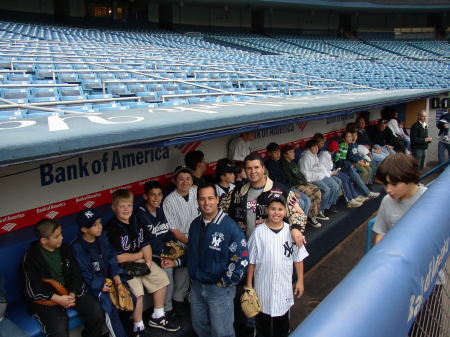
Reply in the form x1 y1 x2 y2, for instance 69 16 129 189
163 187 199 238
248 222 308 316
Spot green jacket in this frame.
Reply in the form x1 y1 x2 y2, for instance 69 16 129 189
279 157 307 187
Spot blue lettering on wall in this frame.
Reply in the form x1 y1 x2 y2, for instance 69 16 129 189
40 148 170 186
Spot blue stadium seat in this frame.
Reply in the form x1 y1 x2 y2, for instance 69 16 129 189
1 88 29 100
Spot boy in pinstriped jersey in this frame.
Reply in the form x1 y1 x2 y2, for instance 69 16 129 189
246 196 308 337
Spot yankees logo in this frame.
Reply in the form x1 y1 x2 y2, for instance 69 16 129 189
283 241 294 258
212 235 223 247
84 210 95 218
209 232 225 251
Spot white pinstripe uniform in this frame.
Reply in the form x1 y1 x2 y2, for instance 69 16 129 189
163 187 199 239
162 186 200 302
248 222 308 316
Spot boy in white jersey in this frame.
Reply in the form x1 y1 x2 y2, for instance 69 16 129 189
246 196 308 337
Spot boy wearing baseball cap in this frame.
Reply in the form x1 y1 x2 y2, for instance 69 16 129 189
246 196 308 337
71 208 129 337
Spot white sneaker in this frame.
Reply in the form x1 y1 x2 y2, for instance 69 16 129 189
368 192 380 199
316 211 330 221
355 195 369 203
347 199 363 208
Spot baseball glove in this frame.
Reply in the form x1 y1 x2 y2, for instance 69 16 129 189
240 287 262 318
34 278 69 306
160 241 185 260
109 282 134 311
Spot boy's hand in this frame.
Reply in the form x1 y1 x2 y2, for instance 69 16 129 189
145 260 152 271
102 281 112 293
290 228 306 247
161 258 176 268
294 281 304 299
52 294 75 308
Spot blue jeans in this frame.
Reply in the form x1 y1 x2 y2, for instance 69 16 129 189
312 177 340 210
0 318 28 337
190 279 236 337
336 172 358 201
347 168 371 196
438 141 450 164
413 148 426 170
291 189 311 216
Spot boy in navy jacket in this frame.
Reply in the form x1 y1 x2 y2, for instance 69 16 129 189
135 181 177 316
71 208 128 337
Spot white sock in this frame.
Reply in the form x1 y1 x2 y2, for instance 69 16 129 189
133 321 145 332
152 307 165 319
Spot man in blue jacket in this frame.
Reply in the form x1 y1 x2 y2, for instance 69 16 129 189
162 182 249 337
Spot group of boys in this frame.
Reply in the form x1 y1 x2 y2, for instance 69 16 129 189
23 182 182 337
23 151 308 337
263 132 379 230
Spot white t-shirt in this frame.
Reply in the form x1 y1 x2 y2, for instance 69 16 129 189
228 137 251 161
248 222 308 316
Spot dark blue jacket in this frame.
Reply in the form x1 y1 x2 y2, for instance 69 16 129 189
265 158 290 188
186 209 248 286
346 142 362 163
71 233 125 297
135 203 177 256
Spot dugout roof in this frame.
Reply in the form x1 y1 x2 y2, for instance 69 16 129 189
0 88 448 167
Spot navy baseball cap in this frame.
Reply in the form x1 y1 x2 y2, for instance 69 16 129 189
77 208 101 229
216 164 235 177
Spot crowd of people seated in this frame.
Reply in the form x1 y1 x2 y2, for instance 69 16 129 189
9 108 432 337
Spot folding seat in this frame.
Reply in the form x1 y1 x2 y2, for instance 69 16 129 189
136 92 159 103
107 85 134 97
115 72 131 80
35 67 55 79
58 87 83 98
81 79 102 91
30 87 58 98
7 73 32 82
13 63 35 72
59 95 86 102
29 96 58 103
61 105 95 113
78 73 97 81
33 79 57 85
1 88 29 100
128 84 147 94
87 93 113 100
97 73 116 81
58 73 81 84
93 102 127 112
26 110 63 118
0 108 25 120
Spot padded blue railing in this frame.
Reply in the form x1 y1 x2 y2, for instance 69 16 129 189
365 159 450 253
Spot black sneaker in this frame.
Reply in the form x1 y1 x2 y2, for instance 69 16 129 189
133 328 151 337
148 315 181 332
165 309 176 319
328 205 338 213
307 217 322 228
